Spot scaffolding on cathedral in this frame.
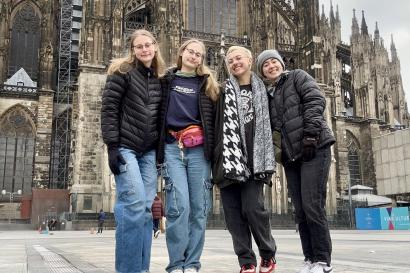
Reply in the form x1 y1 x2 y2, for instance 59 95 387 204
50 0 81 189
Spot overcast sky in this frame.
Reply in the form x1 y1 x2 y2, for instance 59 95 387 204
320 0 410 102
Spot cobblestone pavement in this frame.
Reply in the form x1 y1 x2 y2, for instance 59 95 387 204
0 229 409 273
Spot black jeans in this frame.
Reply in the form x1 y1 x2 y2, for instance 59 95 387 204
283 147 332 265
220 180 276 267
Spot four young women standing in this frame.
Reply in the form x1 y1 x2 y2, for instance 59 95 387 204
101 29 334 273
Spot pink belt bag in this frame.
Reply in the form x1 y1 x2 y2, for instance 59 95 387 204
170 125 204 148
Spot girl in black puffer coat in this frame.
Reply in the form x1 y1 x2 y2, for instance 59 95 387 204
257 49 335 273
100 29 166 273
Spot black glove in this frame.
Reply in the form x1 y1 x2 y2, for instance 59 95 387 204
108 144 126 175
302 136 318 162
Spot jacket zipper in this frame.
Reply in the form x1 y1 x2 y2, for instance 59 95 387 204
282 128 296 161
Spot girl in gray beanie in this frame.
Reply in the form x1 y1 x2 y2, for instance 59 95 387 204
257 49 336 273
256 49 285 76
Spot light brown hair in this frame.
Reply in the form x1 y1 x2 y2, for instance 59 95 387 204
176 39 219 101
107 29 166 77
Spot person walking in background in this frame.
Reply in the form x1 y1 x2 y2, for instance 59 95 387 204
212 46 277 273
256 49 335 273
101 29 166 273
157 39 219 273
152 195 165 238
97 209 106 234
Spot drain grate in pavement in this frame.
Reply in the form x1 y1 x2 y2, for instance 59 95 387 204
32 245 82 273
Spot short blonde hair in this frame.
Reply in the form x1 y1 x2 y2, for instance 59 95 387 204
225 46 253 74
225 46 253 62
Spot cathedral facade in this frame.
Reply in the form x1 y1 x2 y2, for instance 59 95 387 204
0 0 408 223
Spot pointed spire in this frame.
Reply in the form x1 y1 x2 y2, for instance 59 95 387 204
391 34 396 50
321 4 326 21
390 34 398 62
336 5 340 22
374 21 380 41
352 9 359 35
329 0 335 24
361 10 368 35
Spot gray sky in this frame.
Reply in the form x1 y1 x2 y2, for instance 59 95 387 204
320 0 410 102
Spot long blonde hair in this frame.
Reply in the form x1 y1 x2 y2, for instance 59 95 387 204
176 39 219 101
107 29 166 77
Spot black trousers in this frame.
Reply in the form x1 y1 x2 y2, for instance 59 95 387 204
153 218 160 233
283 147 332 265
97 220 104 233
220 180 276 267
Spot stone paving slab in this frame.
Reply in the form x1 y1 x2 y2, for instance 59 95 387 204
0 229 409 273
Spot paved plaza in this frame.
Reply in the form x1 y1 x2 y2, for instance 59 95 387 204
0 228 409 273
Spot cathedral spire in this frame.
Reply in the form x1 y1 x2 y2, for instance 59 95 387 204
352 9 359 35
374 21 380 42
391 34 398 61
321 4 326 22
329 0 335 25
336 5 340 22
361 10 368 35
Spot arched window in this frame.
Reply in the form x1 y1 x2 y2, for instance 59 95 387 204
8 4 41 81
346 131 362 186
0 106 35 194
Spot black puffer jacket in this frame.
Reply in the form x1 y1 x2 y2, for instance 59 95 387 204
101 63 161 153
268 69 335 162
157 69 215 164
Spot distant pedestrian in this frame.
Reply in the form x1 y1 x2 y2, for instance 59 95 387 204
97 209 106 234
151 195 165 238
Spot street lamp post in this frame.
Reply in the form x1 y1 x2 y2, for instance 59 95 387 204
1 189 22 224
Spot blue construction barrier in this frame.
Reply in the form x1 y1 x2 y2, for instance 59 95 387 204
355 207 410 230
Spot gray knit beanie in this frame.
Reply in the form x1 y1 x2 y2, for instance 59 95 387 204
256 49 285 77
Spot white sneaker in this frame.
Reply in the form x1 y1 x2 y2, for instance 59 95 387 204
309 262 333 273
170 269 183 273
295 260 312 273
185 268 198 273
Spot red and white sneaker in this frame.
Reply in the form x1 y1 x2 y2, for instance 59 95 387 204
259 257 276 273
240 264 256 273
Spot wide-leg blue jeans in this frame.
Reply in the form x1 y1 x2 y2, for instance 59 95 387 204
114 148 157 273
162 143 212 272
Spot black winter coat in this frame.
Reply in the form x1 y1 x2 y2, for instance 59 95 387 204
101 63 161 153
157 69 216 164
268 69 335 162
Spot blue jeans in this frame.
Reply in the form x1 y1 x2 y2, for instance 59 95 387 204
114 148 157 273
162 142 212 272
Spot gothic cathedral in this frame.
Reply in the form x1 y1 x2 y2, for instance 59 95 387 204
0 0 408 224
